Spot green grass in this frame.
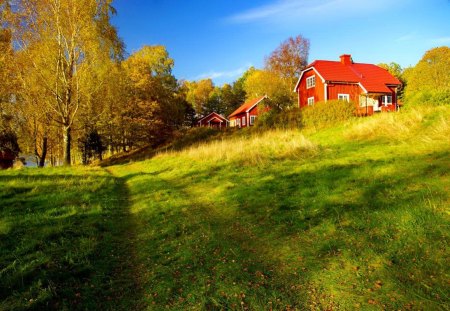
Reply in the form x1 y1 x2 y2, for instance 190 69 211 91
1 106 449 310
0 167 142 310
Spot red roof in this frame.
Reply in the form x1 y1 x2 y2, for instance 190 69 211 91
298 58 401 93
197 112 228 123
228 96 267 118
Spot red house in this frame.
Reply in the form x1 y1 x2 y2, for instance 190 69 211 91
197 112 229 128
294 54 402 115
229 95 267 128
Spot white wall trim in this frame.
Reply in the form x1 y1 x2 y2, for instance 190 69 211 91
293 67 326 92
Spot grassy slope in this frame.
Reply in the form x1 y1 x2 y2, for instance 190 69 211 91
1 106 449 310
110 107 449 310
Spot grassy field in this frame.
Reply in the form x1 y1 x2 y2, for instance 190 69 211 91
0 168 141 310
1 106 449 310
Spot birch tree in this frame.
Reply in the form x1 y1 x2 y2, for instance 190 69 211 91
8 0 122 165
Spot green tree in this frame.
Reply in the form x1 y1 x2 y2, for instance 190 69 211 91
224 67 253 116
185 79 215 116
378 62 406 98
244 69 290 109
404 46 450 106
123 45 181 148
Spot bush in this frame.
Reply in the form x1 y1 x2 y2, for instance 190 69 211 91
404 89 450 108
256 107 302 130
302 100 355 128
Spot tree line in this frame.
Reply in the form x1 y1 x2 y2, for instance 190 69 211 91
1 0 448 168
0 0 311 167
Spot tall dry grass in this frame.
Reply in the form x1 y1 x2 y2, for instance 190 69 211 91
344 106 450 147
344 109 424 141
420 114 450 144
158 130 318 165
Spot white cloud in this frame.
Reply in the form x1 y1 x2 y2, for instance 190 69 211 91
227 0 396 24
396 33 416 42
194 64 252 81
430 37 450 44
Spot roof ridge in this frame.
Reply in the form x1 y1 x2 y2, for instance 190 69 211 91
348 65 364 79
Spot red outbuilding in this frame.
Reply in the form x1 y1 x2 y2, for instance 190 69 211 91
229 95 267 128
0 150 16 169
294 54 402 115
197 112 229 128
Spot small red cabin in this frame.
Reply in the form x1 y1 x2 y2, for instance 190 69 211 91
294 54 402 115
197 112 229 128
0 150 16 169
229 96 267 128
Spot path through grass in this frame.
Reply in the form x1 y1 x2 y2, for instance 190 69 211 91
0 167 142 310
1 107 449 310
108 107 449 310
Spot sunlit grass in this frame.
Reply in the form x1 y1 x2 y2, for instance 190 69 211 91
160 129 318 166
109 106 449 310
1 106 449 310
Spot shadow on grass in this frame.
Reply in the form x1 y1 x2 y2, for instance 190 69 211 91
118 148 449 309
0 169 143 310
119 170 311 310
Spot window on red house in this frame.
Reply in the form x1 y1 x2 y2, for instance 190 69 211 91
382 95 392 105
306 75 316 89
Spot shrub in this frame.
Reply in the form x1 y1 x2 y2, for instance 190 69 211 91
404 89 450 108
256 107 302 130
302 100 355 128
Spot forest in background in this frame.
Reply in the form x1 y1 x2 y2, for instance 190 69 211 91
0 0 449 167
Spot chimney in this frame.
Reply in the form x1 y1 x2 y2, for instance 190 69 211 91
340 54 352 65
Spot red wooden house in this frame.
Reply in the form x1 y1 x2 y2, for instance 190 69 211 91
229 95 267 128
294 54 402 115
197 112 229 128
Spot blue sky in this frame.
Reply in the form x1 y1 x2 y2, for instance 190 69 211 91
112 0 450 86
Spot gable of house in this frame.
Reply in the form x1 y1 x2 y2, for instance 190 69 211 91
228 95 267 127
197 112 229 127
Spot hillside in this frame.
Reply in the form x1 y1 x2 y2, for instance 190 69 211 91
1 106 449 310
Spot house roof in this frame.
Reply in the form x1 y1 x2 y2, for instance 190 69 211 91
209 117 225 123
294 57 401 93
197 112 228 123
228 95 267 118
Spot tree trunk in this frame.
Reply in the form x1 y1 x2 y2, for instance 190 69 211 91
38 136 48 167
63 125 71 166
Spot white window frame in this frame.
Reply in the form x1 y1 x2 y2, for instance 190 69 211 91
338 94 350 102
236 118 241 127
250 115 256 125
242 116 246 126
307 97 314 106
306 76 316 89
382 95 392 105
